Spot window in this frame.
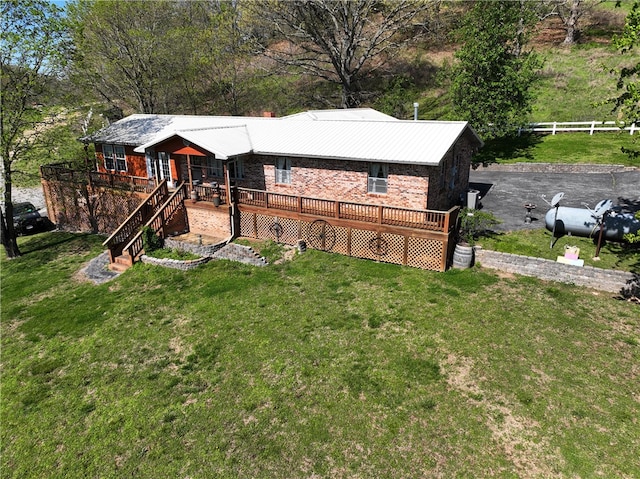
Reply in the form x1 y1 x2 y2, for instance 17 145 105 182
231 159 245 179
102 144 126 172
115 146 126 172
275 157 291 184
368 163 388 194
102 144 114 170
203 157 223 177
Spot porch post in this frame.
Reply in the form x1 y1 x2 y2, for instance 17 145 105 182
186 154 193 188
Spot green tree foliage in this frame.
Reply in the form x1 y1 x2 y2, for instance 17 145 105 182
69 0 257 116
612 1 639 155
450 1 542 138
1 0 70 258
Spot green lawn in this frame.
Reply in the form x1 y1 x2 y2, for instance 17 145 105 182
477 228 640 273
2 232 639 478
475 131 639 167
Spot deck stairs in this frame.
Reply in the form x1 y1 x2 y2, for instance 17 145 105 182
103 181 188 272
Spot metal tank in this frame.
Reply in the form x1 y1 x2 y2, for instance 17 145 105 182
545 199 640 241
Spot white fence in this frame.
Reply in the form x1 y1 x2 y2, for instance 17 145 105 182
518 121 637 136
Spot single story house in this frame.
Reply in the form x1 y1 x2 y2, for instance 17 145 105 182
83 108 483 212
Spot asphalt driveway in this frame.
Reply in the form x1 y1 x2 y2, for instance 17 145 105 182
468 167 640 232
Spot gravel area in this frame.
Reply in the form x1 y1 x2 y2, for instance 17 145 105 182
10 186 47 215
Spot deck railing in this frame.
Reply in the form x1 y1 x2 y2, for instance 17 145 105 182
186 183 228 205
102 179 169 261
237 187 456 233
122 183 187 261
40 164 155 193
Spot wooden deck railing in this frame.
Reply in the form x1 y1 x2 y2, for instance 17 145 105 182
40 164 156 193
186 183 228 205
122 183 187 261
237 187 456 233
102 179 169 261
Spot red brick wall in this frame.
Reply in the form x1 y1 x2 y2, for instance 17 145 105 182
235 134 475 211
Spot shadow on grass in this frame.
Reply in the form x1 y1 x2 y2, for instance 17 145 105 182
472 133 544 167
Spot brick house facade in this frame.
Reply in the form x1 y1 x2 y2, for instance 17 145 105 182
85 109 482 214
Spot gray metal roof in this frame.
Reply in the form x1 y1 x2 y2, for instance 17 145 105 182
89 109 482 165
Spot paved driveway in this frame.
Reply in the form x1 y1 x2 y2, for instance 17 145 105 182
468 168 640 232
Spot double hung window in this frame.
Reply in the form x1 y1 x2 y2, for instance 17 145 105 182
206 157 224 178
231 159 245 180
102 144 126 172
368 163 388 194
275 157 291 184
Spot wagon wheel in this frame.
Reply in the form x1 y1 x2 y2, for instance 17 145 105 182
307 220 336 251
368 237 388 257
269 221 283 242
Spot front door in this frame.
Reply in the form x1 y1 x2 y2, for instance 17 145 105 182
158 152 172 187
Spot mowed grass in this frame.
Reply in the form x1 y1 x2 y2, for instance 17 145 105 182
2 232 639 478
476 132 639 167
478 228 640 273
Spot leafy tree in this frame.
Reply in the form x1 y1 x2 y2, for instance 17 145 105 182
1 0 70 258
450 1 542 138
255 0 434 109
612 1 639 149
611 1 640 244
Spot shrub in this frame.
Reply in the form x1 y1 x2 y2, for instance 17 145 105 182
141 226 163 252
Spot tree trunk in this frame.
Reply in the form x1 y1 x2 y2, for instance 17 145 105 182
1 208 21 259
563 0 581 45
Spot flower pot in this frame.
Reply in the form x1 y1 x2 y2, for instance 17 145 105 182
212 193 220 207
452 243 473 269
190 189 198 203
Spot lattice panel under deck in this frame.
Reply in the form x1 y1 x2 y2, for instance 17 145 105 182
349 229 380 261
275 217 299 245
332 226 350 255
255 214 298 245
379 233 405 266
239 211 256 238
406 237 444 271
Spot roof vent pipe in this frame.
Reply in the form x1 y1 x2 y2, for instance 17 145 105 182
413 102 419 121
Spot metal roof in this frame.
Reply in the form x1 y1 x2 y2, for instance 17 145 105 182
90 109 482 165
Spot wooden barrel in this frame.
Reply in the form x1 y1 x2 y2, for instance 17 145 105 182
452 244 473 269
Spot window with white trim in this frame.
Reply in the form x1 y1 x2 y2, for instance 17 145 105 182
114 145 126 172
102 144 115 170
368 163 388 194
275 157 291 184
102 144 126 172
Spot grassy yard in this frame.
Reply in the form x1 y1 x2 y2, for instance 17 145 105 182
2 232 639 478
477 228 640 273
475 132 638 167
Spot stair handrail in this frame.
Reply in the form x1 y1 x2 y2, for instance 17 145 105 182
122 182 187 261
103 179 168 249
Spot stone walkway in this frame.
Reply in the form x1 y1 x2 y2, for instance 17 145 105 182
78 251 121 285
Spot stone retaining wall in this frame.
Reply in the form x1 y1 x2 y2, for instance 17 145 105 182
474 247 635 293
212 243 268 267
164 237 225 258
140 254 211 270
472 163 638 174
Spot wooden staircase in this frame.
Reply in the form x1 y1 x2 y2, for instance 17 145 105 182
108 252 134 272
103 181 188 272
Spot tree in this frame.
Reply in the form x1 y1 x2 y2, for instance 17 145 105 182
548 0 606 45
69 0 180 114
450 1 542 139
611 1 640 244
1 0 70 258
255 0 433 109
611 1 639 142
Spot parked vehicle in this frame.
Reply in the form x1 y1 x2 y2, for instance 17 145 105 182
12 202 47 235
